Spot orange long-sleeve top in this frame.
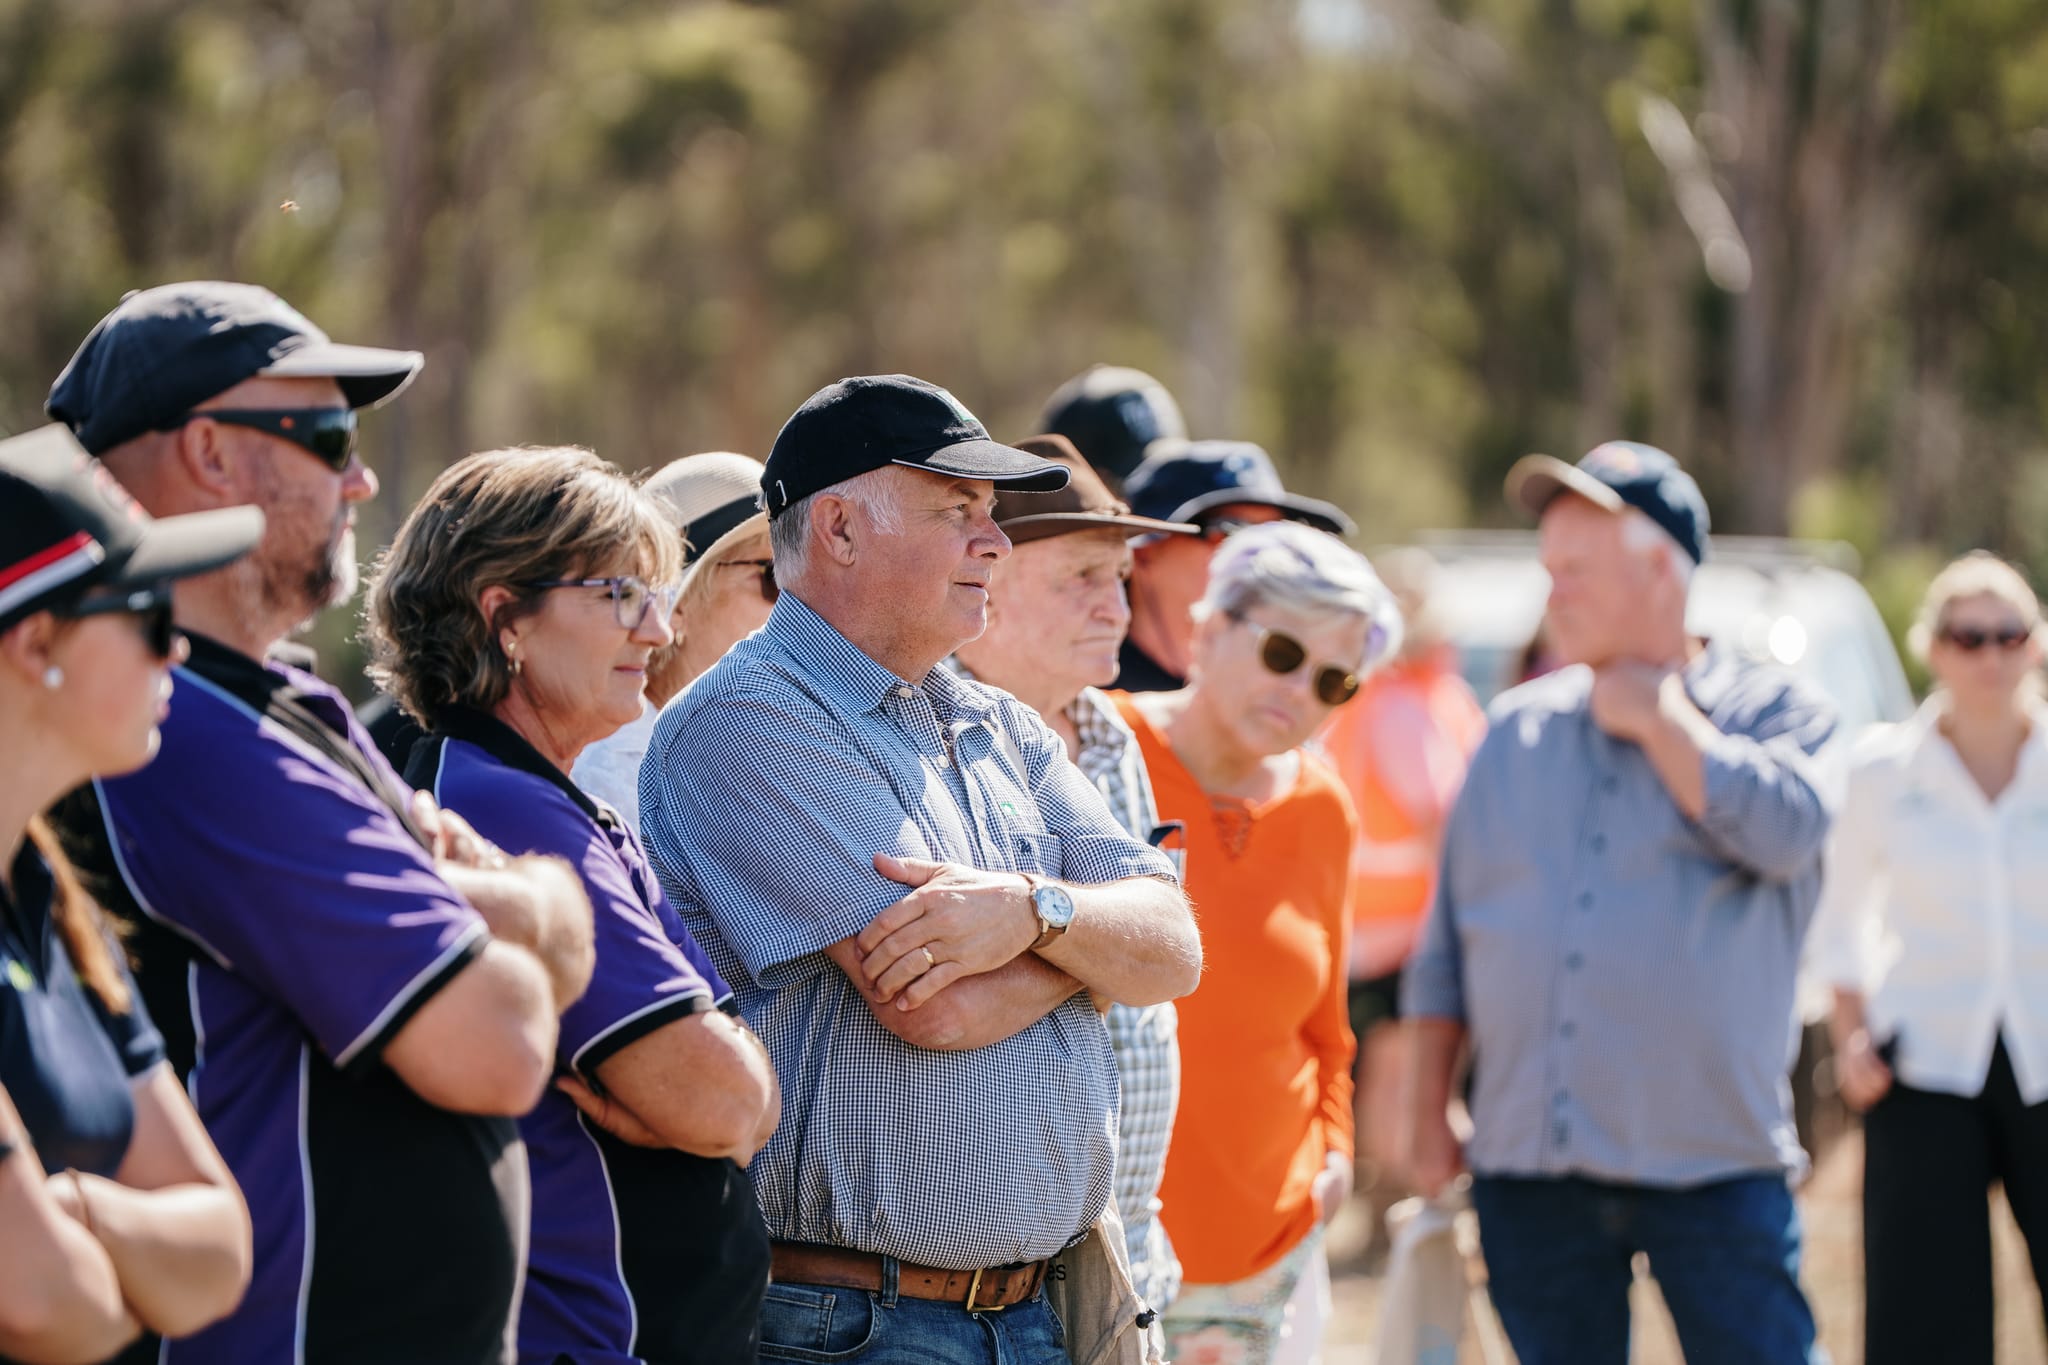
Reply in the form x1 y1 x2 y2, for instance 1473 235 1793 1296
1112 693 1358 1285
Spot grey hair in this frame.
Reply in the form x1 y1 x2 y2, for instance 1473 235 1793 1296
768 468 908 583
1192 521 1405 670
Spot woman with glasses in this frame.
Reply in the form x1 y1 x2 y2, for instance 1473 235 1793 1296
364 446 778 1365
1111 521 1400 1365
1812 550 2048 1365
0 427 257 1363
574 451 777 830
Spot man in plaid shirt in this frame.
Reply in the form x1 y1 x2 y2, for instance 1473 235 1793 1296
953 435 1204 1341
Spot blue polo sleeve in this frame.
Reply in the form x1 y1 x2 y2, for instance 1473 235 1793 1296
435 753 717 1078
96 686 489 1075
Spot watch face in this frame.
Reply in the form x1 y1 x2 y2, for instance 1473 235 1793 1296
1035 882 1077 929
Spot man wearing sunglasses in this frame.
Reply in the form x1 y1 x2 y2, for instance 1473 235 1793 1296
1403 441 1839 1365
1114 439 1355 693
42 282 599 1365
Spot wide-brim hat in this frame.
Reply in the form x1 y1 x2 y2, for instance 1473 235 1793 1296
995 435 1200 544
643 451 772 592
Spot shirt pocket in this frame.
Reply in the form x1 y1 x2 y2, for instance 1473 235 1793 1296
1012 830 1064 878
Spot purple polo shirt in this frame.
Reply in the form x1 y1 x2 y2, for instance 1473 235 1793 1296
413 708 769 1365
56 635 526 1365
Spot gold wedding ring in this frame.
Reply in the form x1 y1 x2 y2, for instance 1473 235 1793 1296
921 947 938 971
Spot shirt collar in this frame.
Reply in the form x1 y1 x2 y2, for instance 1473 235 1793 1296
434 705 612 828
769 593 995 722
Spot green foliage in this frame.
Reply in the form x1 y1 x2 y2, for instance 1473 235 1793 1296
3 0 2047 696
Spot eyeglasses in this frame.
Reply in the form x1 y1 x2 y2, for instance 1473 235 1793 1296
717 558 778 604
58 583 179 660
1234 614 1362 706
166 408 358 473
523 575 681 631
1938 623 2032 652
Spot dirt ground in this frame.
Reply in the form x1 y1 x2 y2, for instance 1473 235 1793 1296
1323 1131 2046 1364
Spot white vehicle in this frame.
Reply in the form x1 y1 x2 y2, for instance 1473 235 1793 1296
1411 530 1914 732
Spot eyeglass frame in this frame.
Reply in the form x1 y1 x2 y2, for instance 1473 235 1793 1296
521 575 682 632
57 582 179 660
1227 611 1364 707
160 407 359 473
714 557 778 605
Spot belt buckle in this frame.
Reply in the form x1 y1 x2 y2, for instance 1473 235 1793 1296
964 1265 1004 1313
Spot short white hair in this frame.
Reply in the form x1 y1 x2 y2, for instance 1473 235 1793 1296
1193 521 1404 670
769 468 907 582
1621 509 1697 589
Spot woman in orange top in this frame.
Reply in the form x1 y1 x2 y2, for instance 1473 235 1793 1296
1115 521 1402 1365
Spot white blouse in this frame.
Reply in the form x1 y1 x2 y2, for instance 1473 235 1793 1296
1810 698 2048 1103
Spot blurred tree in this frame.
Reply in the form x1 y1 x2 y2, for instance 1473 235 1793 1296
3 0 2047 690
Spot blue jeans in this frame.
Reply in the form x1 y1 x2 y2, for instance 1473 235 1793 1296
1470 1172 1821 1365
759 1264 1065 1365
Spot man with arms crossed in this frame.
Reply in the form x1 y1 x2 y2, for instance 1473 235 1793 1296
641 376 1202 1365
47 282 594 1364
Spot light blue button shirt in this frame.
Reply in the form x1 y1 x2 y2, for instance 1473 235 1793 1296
640 594 1176 1269
1403 647 1838 1185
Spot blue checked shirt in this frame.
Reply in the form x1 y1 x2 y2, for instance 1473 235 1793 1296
1403 646 1838 1185
640 595 1177 1270
952 664 1185 1312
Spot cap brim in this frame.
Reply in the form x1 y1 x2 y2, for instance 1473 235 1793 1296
1167 488 1355 537
260 341 424 411
1505 454 1625 520
1001 511 1200 545
678 511 770 594
893 437 1071 493
112 504 266 589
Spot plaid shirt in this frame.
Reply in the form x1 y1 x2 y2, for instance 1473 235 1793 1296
953 665 1185 1312
640 596 1175 1270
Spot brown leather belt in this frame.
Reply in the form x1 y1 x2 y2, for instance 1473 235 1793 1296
770 1241 1049 1312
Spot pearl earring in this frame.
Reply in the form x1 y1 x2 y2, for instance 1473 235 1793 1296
43 665 64 690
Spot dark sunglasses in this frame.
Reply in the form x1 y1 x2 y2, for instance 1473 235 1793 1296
59 583 179 660
1235 615 1362 706
1938 623 2032 652
717 558 778 604
167 407 358 473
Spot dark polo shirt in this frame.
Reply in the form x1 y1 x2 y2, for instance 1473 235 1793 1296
54 635 526 1365
0 841 164 1177
414 708 769 1365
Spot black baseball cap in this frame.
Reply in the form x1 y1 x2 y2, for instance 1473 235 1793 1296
760 375 1069 519
1506 440 1711 564
1123 439 1355 536
1039 365 1188 484
0 424 264 634
47 281 424 456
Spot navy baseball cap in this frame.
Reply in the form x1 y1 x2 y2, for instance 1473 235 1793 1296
47 281 424 456
761 375 1069 520
1507 440 1711 564
1123 439 1355 537
0 424 263 634
1038 365 1188 484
